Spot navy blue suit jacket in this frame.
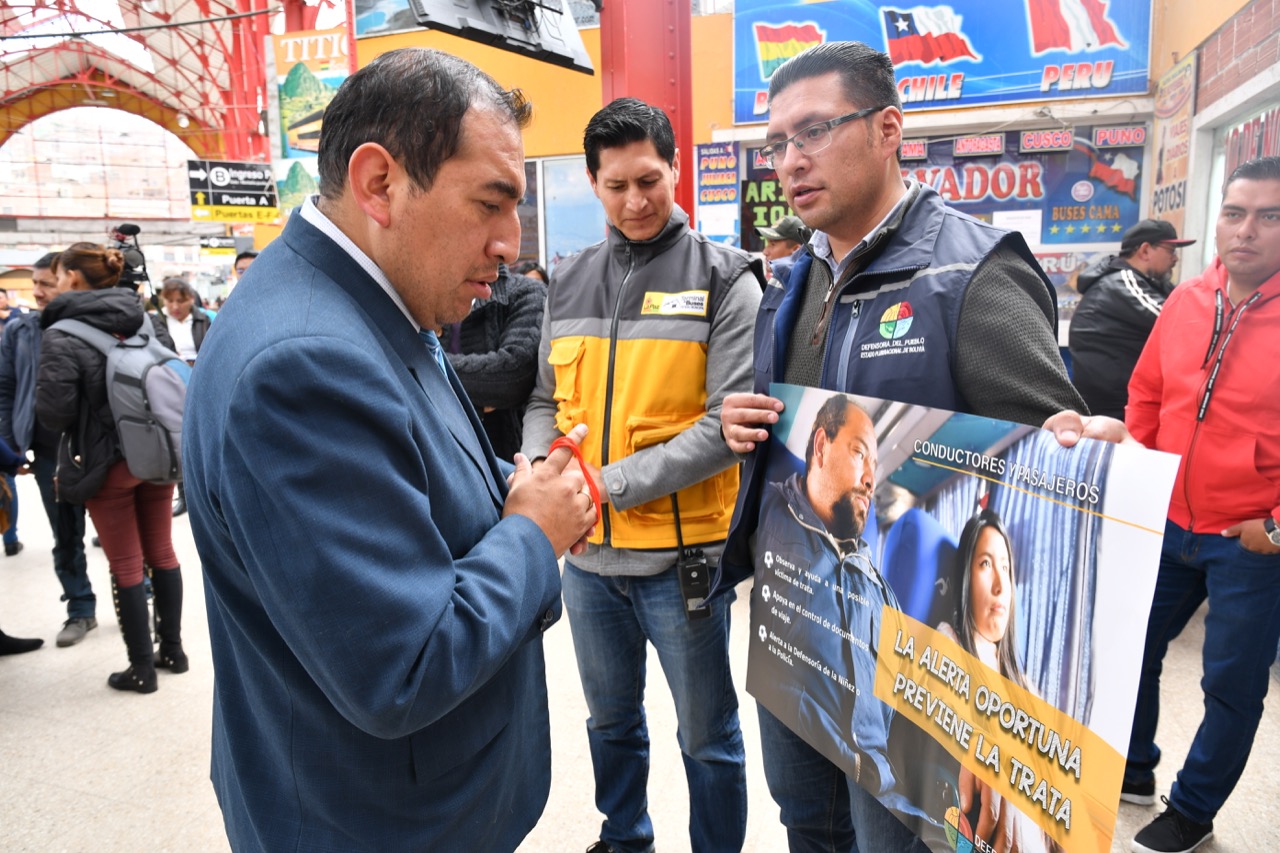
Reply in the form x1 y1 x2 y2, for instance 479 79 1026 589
185 210 563 852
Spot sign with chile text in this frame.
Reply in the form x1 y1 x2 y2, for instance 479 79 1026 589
748 384 1178 853
898 125 1146 245
733 0 1152 123
188 160 280 224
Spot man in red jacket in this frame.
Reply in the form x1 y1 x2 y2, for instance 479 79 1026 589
1123 156 1280 853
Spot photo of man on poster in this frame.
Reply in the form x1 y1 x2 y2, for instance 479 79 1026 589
750 393 908 803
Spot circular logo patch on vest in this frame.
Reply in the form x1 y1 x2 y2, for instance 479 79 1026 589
879 301 914 339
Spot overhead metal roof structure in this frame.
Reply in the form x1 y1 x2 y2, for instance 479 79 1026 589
0 0 324 161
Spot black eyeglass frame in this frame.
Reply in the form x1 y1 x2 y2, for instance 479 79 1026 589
760 106 891 169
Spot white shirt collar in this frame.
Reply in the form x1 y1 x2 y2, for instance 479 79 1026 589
299 195 419 331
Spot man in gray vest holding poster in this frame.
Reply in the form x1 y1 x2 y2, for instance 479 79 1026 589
714 41 1119 852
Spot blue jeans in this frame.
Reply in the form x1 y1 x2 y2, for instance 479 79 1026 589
32 455 93 619
562 562 747 853
1126 518 1280 824
3 472 17 546
757 706 930 853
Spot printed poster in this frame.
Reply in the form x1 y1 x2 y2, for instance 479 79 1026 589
748 383 1178 853
1149 53 1196 236
740 145 796 253
734 0 1152 123
265 27 350 215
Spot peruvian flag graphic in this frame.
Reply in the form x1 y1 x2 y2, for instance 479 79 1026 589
1026 0 1126 54
882 7 981 66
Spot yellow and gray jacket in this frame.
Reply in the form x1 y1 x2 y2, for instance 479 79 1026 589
522 206 762 572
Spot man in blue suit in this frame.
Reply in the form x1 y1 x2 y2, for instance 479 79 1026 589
185 48 597 852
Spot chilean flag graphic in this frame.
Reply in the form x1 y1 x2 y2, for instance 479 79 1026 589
882 7 981 66
1074 139 1140 200
1026 0 1126 54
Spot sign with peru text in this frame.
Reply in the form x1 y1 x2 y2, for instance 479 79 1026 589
733 0 1151 123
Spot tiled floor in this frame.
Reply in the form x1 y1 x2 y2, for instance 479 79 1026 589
0 472 1276 852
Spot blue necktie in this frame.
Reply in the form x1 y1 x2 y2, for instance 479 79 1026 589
418 329 448 376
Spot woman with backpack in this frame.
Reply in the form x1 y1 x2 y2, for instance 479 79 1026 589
35 245 186 694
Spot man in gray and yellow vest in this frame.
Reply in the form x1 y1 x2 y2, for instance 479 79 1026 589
523 98 763 853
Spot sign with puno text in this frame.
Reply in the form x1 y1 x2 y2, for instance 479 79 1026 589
734 0 1151 123
748 384 1177 852
695 142 742 246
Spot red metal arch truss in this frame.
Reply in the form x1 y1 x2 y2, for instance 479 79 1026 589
1 0 324 160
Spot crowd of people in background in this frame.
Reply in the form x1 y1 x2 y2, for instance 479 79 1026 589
1 38 1278 853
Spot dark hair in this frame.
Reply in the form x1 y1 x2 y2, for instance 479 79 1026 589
768 41 902 115
33 252 58 270
50 242 98 276
583 98 676 179
58 245 124 290
161 277 196 299
1225 156 1280 188
953 509 1029 689
513 259 547 282
233 251 258 265
317 47 532 201
804 394 856 475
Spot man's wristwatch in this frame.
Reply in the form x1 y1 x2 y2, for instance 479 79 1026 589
1265 516 1280 547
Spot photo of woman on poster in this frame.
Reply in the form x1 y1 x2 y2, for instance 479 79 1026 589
938 507 1057 853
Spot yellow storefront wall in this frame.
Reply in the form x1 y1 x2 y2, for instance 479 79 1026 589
354 15 735 160
1152 0 1252 79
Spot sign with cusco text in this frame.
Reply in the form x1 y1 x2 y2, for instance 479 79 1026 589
733 0 1151 123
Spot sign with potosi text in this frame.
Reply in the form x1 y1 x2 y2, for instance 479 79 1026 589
188 160 280 223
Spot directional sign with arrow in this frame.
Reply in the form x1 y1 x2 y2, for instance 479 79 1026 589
188 159 280 224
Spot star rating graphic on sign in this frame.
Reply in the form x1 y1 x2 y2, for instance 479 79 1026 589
1049 223 1124 236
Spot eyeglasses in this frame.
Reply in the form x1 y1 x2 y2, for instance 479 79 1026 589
760 106 889 169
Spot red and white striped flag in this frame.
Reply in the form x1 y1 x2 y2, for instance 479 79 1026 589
1026 0 1126 54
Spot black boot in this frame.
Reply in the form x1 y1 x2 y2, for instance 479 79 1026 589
107 580 157 693
150 567 188 673
0 628 43 655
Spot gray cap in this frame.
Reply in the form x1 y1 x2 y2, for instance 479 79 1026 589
757 215 810 245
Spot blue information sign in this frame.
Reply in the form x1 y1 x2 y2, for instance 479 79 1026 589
734 0 1151 124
